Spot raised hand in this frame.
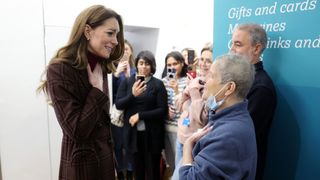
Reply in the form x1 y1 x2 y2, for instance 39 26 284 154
132 79 146 97
188 77 205 90
182 124 213 165
114 61 128 77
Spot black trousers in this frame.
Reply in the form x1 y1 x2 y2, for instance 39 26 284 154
134 131 161 180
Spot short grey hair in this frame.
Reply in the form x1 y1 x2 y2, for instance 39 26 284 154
215 53 255 99
237 23 267 54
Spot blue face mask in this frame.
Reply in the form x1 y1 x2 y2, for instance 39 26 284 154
207 95 225 112
206 84 228 112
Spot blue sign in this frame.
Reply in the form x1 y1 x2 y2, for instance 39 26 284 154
214 1 320 179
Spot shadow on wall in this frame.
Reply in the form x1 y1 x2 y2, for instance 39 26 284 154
263 86 301 180
262 34 301 180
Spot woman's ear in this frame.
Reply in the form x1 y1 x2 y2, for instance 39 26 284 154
225 81 236 96
84 24 92 40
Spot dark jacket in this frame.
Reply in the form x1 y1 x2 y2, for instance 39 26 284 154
47 62 115 180
247 61 277 179
112 69 136 104
179 101 257 180
115 75 168 153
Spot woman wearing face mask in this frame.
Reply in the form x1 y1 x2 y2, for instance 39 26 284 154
179 53 257 180
116 51 168 180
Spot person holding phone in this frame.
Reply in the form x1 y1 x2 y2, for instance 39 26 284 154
116 50 168 180
187 50 197 78
180 48 196 66
171 45 213 179
37 5 124 180
161 51 188 177
111 39 136 180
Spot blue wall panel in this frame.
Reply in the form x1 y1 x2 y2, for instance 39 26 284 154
214 1 320 179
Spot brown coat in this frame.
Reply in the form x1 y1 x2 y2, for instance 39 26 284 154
47 62 115 180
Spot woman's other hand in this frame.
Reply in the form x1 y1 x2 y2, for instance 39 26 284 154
129 113 139 127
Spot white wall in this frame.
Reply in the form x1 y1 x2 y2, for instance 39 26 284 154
0 0 213 179
0 0 51 180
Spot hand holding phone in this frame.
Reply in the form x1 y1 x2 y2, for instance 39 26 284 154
133 75 146 97
187 65 196 78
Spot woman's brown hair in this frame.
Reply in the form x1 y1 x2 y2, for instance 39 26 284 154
37 5 124 96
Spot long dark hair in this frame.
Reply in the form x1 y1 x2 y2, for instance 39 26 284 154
161 51 188 78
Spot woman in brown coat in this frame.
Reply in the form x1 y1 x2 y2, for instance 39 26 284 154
38 5 124 180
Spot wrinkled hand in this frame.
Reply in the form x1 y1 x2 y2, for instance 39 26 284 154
129 113 139 127
132 80 146 97
87 64 103 91
182 124 213 165
187 124 212 146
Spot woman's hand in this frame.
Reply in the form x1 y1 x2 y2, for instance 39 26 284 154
129 113 139 127
182 124 213 165
168 105 176 119
132 80 146 97
168 79 178 94
114 61 128 77
188 77 205 91
87 64 103 91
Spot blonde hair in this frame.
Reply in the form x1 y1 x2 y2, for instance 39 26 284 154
125 39 135 68
37 5 124 96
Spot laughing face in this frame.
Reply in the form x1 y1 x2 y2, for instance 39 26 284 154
86 17 120 59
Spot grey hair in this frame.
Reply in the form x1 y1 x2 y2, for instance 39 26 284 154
237 23 267 54
215 53 255 99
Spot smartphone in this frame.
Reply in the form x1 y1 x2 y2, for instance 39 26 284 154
136 75 145 82
187 65 196 78
167 67 176 79
187 50 195 65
